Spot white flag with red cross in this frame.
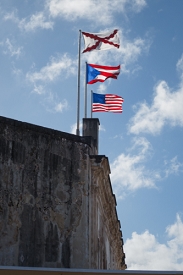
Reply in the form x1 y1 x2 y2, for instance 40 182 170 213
82 29 120 53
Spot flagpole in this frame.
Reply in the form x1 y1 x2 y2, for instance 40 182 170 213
91 90 93 118
84 61 87 118
76 30 81 136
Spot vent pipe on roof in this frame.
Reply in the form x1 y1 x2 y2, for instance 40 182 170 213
82 118 100 155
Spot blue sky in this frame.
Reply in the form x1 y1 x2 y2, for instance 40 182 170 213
0 0 183 271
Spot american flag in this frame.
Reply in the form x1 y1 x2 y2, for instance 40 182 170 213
92 93 124 113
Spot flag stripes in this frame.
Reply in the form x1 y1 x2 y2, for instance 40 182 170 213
87 64 120 84
92 93 124 113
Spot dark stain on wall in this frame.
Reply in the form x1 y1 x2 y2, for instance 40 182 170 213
45 222 59 263
11 141 25 164
0 116 91 268
62 237 70 268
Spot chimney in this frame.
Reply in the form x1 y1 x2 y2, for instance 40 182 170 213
82 118 100 155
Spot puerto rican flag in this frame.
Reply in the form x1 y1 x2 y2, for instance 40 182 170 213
87 63 120 84
82 29 120 53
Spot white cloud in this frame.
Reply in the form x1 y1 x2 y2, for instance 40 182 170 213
12 67 22 76
3 10 53 32
110 134 123 140
32 84 46 95
46 0 146 25
124 214 183 270
110 137 158 199
130 0 147 12
81 30 150 74
1 38 23 58
19 12 54 32
3 10 19 23
99 124 106 132
118 35 149 67
128 80 183 135
176 53 183 74
70 121 82 135
70 123 76 135
26 54 76 113
42 91 69 113
128 54 183 135
96 83 108 94
166 214 183 244
54 100 68 113
26 53 77 84
110 136 183 199
3 0 146 32
3 4 150 74
164 156 183 178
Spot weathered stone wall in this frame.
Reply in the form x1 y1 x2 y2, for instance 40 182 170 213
0 116 91 268
90 156 126 270
0 116 126 270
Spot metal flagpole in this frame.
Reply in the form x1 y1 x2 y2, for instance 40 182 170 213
76 30 81 136
84 61 87 118
91 90 93 118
